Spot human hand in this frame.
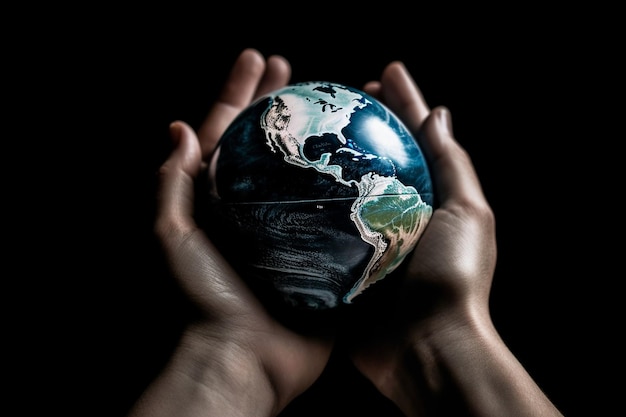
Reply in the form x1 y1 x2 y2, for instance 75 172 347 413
130 48 562 417
341 62 562 416
129 49 334 417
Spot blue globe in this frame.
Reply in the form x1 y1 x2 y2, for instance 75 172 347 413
201 81 434 310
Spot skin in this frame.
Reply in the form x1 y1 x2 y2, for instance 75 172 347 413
127 48 564 417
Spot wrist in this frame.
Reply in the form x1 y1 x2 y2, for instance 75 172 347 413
183 323 281 415
386 303 497 416
388 303 563 416
129 323 280 417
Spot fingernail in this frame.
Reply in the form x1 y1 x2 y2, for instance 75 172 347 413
169 122 182 144
437 107 453 136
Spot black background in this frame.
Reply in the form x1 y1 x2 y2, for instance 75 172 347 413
18 8 619 417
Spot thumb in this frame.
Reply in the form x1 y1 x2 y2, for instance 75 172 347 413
155 120 202 243
155 121 267 316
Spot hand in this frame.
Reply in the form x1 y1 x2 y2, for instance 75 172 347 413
128 49 334 417
341 62 563 416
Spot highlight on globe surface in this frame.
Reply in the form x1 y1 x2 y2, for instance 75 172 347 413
201 81 434 310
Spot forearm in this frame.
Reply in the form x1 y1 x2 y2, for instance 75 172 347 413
127 326 279 417
390 305 563 417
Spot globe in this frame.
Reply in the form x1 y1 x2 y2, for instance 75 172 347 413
199 81 434 310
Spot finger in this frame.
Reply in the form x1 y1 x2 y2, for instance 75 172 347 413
197 48 268 157
155 121 202 244
376 61 431 134
252 54 291 100
419 107 487 206
362 80 381 98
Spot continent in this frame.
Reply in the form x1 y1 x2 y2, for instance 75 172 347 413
261 82 369 185
344 173 432 303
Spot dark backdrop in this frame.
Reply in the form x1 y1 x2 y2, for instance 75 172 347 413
27 11 616 417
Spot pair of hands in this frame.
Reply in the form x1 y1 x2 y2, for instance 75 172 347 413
132 48 549 417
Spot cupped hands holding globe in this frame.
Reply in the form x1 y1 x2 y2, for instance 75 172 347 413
130 48 564 417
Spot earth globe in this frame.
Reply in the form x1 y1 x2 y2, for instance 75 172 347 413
198 81 434 310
